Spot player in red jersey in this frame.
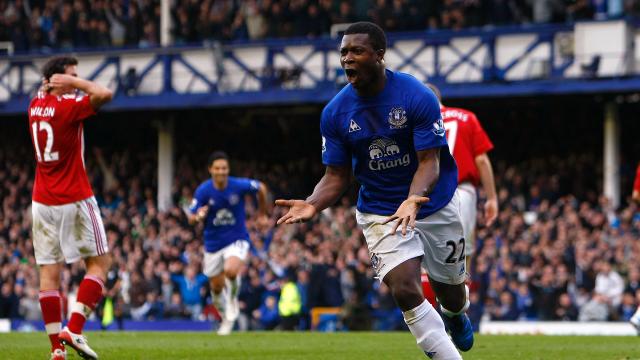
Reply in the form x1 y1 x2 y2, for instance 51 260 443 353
428 84 497 270
630 163 640 334
420 84 497 310
28 56 113 360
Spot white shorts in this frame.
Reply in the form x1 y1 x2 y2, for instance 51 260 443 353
32 197 109 265
457 182 477 256
203 240 250 277
356 190 466 285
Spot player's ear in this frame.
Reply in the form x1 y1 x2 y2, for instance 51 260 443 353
376 49 385 63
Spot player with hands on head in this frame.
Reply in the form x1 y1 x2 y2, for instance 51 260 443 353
29 56 113 360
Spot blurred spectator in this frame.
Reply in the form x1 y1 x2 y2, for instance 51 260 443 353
554 293 578 321
594 260 625 308
170 264 208 320
619 292 637 321
19 286 41 321
238 268 267 330
0 0 624 53
278 275 301 330
253 295 280 330
579 293 609 321
490 291 519 320
0 283 20 318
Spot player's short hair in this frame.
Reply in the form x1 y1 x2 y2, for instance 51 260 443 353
208 151 229 166
426 83 442 102
42 56 78 81
344 22 387 52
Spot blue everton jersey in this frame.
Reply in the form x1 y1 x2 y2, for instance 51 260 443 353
321 70 458 218
189 177 260 252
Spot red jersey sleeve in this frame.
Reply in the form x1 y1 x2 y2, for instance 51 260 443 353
470 114 493 156
634 163 640 192
60 94 96 123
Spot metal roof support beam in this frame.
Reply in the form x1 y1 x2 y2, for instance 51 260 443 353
603 101 620 209
157 118 174 212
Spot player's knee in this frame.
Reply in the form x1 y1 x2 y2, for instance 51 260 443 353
224 270 238 281
86 254 111 276
223 264 241 279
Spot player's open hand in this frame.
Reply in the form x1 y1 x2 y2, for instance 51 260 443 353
382 195 429 236
484 198 498 226
275 199 316 225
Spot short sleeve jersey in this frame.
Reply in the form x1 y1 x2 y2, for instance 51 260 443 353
28 91 96 205
441 106 493 186
189 177 260 252
321 70 458 218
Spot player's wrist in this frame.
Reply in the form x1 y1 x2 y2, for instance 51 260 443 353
302 197 319 212
407 194 425 204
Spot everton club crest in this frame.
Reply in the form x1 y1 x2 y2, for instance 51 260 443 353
388 107 407 129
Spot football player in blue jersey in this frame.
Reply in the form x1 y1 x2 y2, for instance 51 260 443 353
189 151 269 335
276 22 471 359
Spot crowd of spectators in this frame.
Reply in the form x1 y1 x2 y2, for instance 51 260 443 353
0 130 638 331
1 0 639 53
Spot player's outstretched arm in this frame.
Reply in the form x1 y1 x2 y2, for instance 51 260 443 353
384 148 438 235
275 165 350 225
257 182 270 216
48 74 113 109
475 152 498 226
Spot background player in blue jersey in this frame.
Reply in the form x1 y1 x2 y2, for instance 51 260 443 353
276 22 471 359
189 151 269 335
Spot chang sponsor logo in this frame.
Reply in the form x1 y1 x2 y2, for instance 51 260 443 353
213 208 236 226
367 138 410 171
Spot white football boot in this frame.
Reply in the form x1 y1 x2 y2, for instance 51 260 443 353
59 326 98 359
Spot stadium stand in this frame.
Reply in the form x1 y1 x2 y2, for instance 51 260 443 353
0 109 638 332
0 0 636 52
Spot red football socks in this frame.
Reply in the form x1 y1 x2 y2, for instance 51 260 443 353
39 290 64 351
68 275 104 334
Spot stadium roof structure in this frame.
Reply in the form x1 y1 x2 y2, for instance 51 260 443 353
1 19 640 114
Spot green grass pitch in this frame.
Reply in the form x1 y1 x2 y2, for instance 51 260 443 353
1 332 639 359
